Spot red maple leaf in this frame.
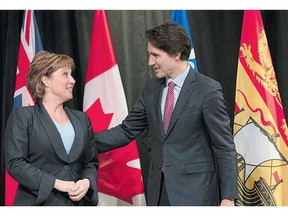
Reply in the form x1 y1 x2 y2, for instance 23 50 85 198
86 98 114 132
97 141 144 204
86 98 144 204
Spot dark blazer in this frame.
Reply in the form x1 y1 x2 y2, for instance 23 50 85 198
95 68 238 206
4 101 98 206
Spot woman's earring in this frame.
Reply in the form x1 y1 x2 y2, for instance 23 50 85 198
45 85 49 92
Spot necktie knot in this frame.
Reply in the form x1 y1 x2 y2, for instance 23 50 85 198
168 81 176 89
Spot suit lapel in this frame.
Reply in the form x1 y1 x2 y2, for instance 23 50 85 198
155 78 166 138
35 101 70 162
65 107 84 163
164 69 196 137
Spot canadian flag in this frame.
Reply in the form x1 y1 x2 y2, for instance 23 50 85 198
83 10 146 205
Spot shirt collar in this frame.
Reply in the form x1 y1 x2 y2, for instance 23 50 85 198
166 63 190 88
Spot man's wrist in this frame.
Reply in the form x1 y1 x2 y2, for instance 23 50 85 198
223 198 234 201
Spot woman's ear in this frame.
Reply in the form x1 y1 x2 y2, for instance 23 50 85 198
41 75 49 87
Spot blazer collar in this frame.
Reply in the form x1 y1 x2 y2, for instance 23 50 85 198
35 101 83 163
64 106 84 162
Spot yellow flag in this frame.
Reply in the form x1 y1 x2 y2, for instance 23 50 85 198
234 10 288 206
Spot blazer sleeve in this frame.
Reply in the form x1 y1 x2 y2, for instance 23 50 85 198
80 113 99 205
4 108 56 201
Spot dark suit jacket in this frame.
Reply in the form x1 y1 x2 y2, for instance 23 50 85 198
4 101 98 206
95 68 238 206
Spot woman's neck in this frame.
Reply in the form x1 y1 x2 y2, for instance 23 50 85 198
42 100 68 125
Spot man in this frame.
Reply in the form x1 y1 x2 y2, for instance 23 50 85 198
95 22 237 206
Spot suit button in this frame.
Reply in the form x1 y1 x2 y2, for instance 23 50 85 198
64 165 69 171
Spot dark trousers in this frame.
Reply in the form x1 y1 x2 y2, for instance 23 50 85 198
158 173 171 206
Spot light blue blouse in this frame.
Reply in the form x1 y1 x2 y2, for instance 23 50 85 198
53 120 75 155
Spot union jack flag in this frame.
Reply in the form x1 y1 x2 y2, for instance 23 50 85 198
5 10 43 206
13 10 43 108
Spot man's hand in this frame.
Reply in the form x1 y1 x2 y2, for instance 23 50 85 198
220 199 234 206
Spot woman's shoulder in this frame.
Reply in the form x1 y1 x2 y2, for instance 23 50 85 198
6 105 35 127
65 106 83 114
65 106 88 119
10 105 35 116
65 107 91 128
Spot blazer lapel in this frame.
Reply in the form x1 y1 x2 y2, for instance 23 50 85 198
164 68 196 137
35 101 70 163
65 107 84 163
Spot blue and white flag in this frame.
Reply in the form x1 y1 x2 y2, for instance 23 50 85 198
170 10 198 72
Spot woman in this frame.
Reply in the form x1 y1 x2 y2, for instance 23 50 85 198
4 51 98 206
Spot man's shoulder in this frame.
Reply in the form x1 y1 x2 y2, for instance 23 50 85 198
195 72 220 86
145 77 165 89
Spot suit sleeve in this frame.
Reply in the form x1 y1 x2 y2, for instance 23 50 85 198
202 81 238 200
95 87 149 153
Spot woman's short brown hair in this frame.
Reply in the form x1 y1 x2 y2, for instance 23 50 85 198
27 51 75 101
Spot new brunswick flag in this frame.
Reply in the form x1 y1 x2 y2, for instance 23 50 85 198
234 10 288 206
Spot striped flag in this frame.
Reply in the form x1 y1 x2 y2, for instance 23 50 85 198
83 10 146 206
5 10 43 205
233 10 288 206
170 10 198 71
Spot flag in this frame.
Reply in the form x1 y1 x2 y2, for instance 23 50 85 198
170 10 198 71
5 10 43 206
83 10 146 206
233 10 288 206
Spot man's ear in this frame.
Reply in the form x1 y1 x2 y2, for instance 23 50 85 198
173 52 181 61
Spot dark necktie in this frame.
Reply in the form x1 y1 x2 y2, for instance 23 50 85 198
163 81 176 134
